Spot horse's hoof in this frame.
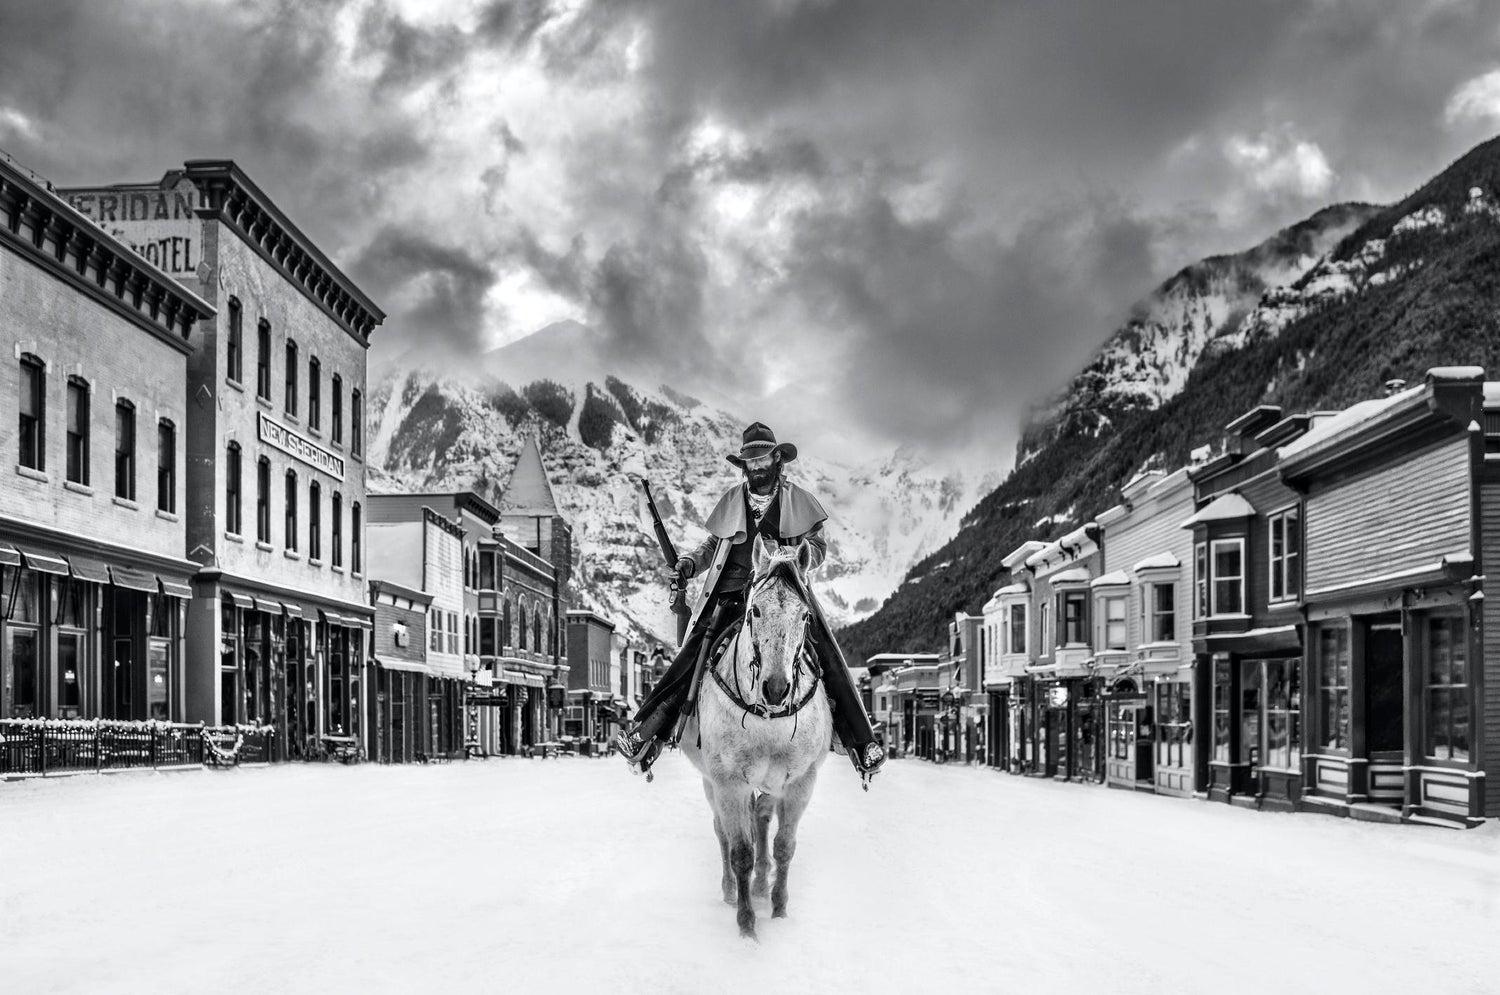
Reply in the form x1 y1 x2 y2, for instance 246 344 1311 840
739 925 758 941
772 905 788 919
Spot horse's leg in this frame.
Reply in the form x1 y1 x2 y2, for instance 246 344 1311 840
705 778 734 904
751 792 774 898
771 765 819 919
713 780 758 939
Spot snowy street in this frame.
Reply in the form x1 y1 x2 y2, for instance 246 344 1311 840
3 756 1498 994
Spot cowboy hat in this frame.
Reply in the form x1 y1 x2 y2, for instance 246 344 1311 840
726 421 798 468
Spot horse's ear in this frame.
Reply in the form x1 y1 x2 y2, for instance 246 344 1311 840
751 534 772 577
797 540 813 573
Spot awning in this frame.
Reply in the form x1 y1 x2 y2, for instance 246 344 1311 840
522 673 544 688
18 546 69 575
109 565 158 592
1181 493 1256 529
253 596 282 615
226 591 254 610
0 541 18 567
372 655 430 675
159 578 194 600
68 556 111 585
319 609 349 627
281 602 304 618
348 613 374 630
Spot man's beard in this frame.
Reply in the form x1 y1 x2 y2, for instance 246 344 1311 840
746 467 778 492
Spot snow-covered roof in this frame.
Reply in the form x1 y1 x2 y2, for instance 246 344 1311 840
1278 382 1431 459
996 582 1028 597
1048 567 1092 586
1002 541 1047 569
1180 493 1256 528
1090 570 1129 588
500 435 561 516
1132 552 1180 572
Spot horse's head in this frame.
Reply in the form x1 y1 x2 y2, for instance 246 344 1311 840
741 535 814 710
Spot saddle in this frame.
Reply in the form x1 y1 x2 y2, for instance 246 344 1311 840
672 616 823 746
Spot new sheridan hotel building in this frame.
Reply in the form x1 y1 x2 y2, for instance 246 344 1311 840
64 161 384 758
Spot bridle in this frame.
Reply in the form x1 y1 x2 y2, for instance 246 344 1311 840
710 564 821 723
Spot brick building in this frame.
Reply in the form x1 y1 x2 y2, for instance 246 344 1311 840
64 161 384 759
0 152 213 722
565 609 618 747
366 578 432 763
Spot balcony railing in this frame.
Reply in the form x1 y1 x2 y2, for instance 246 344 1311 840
0 719 276 777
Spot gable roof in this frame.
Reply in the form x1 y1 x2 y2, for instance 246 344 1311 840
500 435 560 517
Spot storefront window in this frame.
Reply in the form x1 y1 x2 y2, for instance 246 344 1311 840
1212 655 1230 762
8 567 40 623
1263 658 1301 770
1318 626 1351 751
1156 681 1191 769
220 599 239 725
56 632 82 716
1424 615 1469 762
9 628 38 718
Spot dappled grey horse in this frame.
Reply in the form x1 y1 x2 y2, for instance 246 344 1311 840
682 536 831 940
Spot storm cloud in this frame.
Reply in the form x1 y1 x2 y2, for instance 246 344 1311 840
2 0 1499 464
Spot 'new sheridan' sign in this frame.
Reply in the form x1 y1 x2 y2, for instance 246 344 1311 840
258 413 345 481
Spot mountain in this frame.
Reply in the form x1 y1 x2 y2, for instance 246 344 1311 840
367 331 979 645
841 135 1500 664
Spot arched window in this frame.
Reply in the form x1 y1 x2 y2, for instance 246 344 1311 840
226 297 243 383
517 602 528 651
503 598 512 649
352 501 362 573
351 388 363 456
18 353 45 471
331 490 342 566
114 399 136 500
331 374 343 443
533 610 542 655
65 375 88 484
256 456 271 541
308 355 321 430
284 469 298 550
284 340 298 415
256 320 271 399
308 480 321 560
225 442 242 535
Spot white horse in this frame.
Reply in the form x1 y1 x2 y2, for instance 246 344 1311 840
682 535 832 940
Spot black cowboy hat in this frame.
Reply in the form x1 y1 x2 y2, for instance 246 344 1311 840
726 421 798 468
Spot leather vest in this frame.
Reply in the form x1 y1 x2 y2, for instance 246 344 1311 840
718 490 781 594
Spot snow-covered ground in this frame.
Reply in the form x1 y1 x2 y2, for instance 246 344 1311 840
3 757 1498 994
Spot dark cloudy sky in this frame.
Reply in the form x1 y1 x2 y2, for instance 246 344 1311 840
4 0 1500 466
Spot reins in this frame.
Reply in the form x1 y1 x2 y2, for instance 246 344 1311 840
707 567 822 725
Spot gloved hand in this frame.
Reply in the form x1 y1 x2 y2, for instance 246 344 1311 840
675 556 695 579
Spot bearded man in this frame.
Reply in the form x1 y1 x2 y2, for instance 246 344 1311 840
616 422 886 782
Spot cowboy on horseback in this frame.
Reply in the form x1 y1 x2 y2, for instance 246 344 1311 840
616 422 886 783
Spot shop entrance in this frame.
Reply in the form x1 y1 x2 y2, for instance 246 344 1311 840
1363 616 1404 804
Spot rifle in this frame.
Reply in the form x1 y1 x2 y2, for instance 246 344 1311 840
640 479 690 645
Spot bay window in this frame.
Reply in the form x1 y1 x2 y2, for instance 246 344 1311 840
1210 539 1244 615
1194 544 1208 619
1102 596 1126 650
1423 614 1469 762
1007 603 1026 655
1146 582 1175 642
1060 590 1087 645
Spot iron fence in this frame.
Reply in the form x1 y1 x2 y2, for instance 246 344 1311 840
0 720 275 777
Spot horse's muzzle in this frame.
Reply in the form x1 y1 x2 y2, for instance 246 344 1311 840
762 673 790 706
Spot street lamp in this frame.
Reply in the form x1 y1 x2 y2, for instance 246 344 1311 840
465 659 481 757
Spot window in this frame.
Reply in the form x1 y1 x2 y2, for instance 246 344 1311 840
1007 603 1026 655
351 502 362 573
18 354 44 471
1147 583 1175 642
534 611 542 653
256 320 272 399
157 419 175 513
1318 626 1350 751
1194 543 1208 619
1210 539 1244 615
284 340 298 415
331 374 343 443
1102 596 1126 650
480 617 496 656
1269 507 1301 603
331 490 343 566
1212 654 1231 762
1060 590 1087 645
256 457 271 541
1038 600 1050 655
351 388 363 456
1156 681 1192 769
227 297 243 383
284 469 298 550
114 400 135 500
448 611 459 655
429 609 441 652
225 442 243 534
504 599 512 648
308 356 321 430
1423 614 1469 762
480 551 496 590
309 481 321 561
66 376 88 484
1263 658 1302 770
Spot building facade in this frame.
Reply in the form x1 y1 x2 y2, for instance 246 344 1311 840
366 578 432 764
64 162 383 761
0 153 212 725
1024 525 1103 782
565 609 619 748
1094 468 1196 795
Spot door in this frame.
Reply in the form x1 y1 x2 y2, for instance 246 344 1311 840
1240 659 1264 794
1363 617 1404 803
